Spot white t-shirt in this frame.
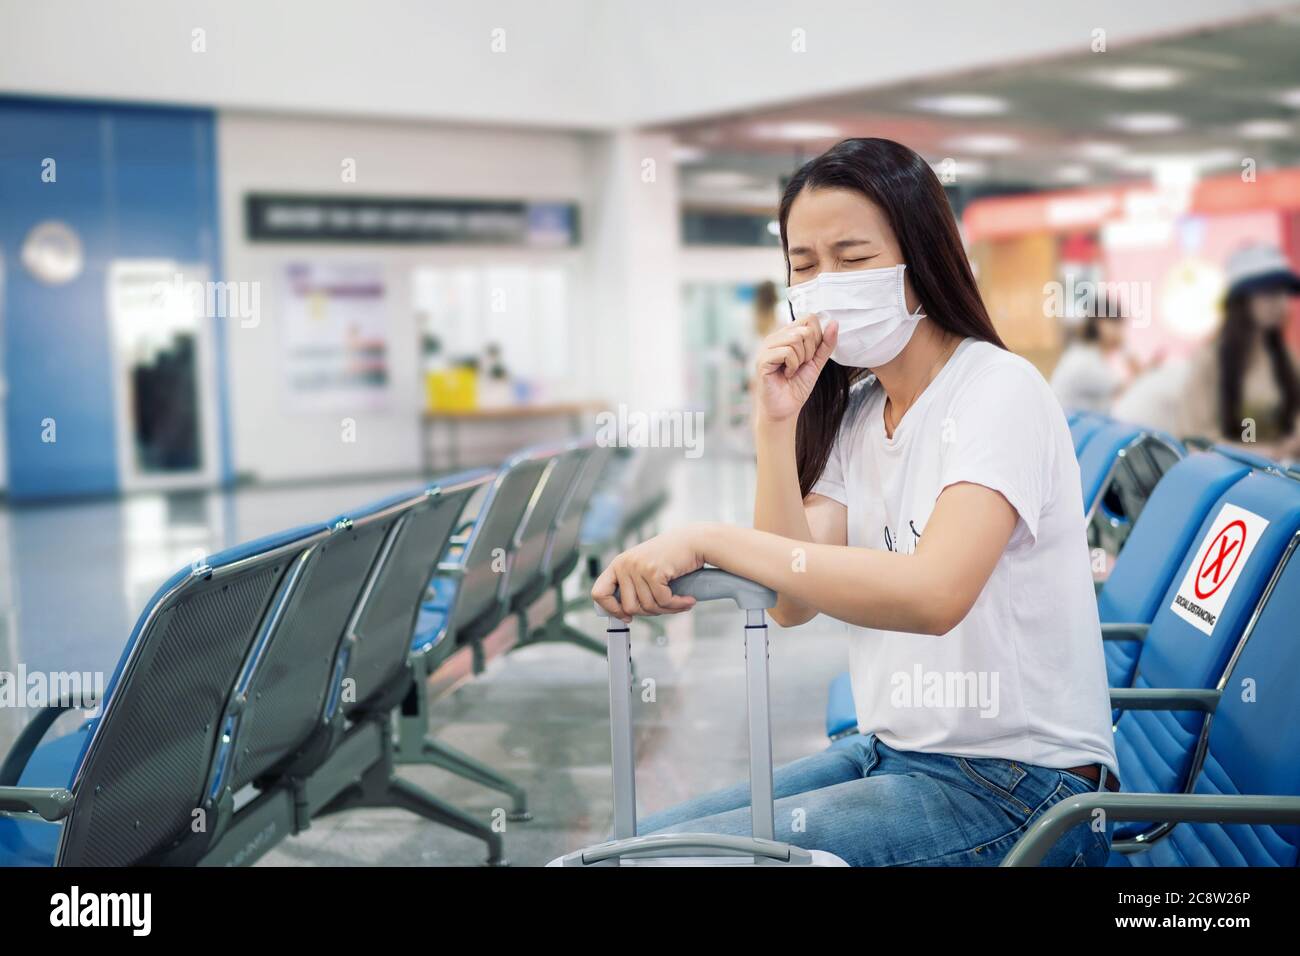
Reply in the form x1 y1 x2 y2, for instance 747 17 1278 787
811 338 1118 774
1049 342 1118 414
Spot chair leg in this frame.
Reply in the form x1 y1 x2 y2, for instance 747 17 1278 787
549 622 611 658
320 760 508 866
393 664 531 822
386 776 509 867
417 735 531 821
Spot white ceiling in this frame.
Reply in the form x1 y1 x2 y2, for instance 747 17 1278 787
1 0 1296 130
666 11 1300 203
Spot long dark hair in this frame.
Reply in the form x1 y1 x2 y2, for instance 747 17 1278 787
779 138 1006 495
1217 291 1300 439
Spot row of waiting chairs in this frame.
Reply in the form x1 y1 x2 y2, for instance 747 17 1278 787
826 408 1300 866
1068 411 1185 555
0 439 677 867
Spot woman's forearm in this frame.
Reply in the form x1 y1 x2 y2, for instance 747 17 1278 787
751 417 819 625
753 418 809 536
695 523 953 635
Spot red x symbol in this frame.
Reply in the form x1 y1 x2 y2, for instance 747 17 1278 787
1194 520 1247 600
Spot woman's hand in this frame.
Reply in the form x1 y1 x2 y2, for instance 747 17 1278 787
754 315 838 425
591 525 708 623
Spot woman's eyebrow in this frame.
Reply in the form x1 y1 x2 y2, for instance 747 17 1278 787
787 238 875 256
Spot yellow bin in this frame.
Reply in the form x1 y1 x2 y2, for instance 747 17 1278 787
426 367 477 412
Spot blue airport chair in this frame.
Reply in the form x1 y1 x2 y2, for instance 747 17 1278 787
823 450 1253 742
411 446 557 663
205 475 494 863
1076 420 1145 516
568 446 679 643
825 671 858 744
397 447 559 821
541 443 615 589
1004 528 1300 866
299 469 510 863
210 470 495 864
1210 443 1280 473
503 443 592 617
401 443 616 820
1107 469 1300 844
577 446 678 561
1069 414 1107 456
0 522 331 866
1092 428 1184 535
0 472 501 866
515 442 619 656
1099 451 1250 687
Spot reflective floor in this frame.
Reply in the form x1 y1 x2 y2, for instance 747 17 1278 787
0 452 850 866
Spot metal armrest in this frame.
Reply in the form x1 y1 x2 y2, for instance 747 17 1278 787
1109 687 1220 713
1003 793 1300 866
1101 623 1149 642
0 699 82 785
0 786 75 821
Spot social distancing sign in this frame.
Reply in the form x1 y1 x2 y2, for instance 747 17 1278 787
1169 503 1269 636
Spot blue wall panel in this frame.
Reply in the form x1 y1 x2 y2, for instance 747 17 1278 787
0 98 224 500
0 101 118 498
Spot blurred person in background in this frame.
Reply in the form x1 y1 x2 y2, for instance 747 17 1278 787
1176 244 1300 457
740 280 783 404
727 280 784 450
752 279 780 342
1049 297 1134 414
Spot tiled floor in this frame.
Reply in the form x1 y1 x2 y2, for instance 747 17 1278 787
0 452 851 867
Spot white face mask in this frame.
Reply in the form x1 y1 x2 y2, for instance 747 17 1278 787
787 264 925 368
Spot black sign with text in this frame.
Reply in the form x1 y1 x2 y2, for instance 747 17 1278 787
245 193 579 246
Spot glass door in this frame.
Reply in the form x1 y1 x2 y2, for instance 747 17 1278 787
107 260 221 491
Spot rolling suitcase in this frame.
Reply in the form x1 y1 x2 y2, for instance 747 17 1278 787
551 568 847 866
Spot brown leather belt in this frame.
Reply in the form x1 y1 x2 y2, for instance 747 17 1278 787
1065 764 1120 792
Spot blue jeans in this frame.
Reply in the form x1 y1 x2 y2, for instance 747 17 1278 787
638 734 1112 866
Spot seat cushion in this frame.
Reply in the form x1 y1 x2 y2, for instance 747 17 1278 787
411 603 450 653
579 493 624 548
0 815 61 867
0 724 90 867
1112 694 1204 839
824 671 858 739
1123 754 1299 867
1104 639 1142 689
16 725 89 788
425 574 458 611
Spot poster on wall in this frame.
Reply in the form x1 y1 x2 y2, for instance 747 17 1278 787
280 261 390 411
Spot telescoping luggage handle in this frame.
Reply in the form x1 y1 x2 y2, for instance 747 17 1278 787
577 569 817 865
